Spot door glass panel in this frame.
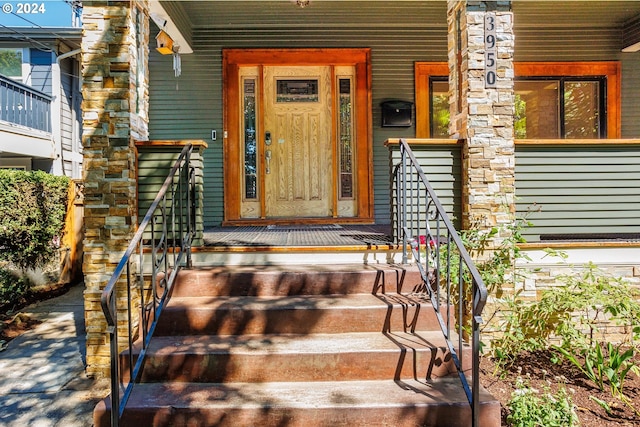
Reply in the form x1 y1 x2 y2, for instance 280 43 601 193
338 78 353 199
564 81 600 139
243 78 257 199
514 80 560 139
430 79 449 138
276 79 319 102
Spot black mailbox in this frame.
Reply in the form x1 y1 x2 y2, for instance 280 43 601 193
381 100 413 127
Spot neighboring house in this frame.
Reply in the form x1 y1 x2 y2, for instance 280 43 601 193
79 0 640 379
0 26 82 178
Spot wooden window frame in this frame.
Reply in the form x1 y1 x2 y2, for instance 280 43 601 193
415 61 621 139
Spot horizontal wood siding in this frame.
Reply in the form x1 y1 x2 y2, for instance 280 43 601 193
60 58 75 177
515 145 640 241
136 147 206 245
388 144 463 232
622 58 640 138
149 3 448 227
149 2 640 229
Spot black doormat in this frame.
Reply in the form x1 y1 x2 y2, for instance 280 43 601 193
202 224 393 247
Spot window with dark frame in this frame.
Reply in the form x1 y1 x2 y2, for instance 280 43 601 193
428 76 606 139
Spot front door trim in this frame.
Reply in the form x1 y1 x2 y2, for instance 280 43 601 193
222 48 373 225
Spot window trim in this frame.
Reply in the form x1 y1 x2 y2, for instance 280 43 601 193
415 61 621 139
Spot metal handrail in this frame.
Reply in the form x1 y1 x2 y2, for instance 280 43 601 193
0 74 52 132
394 138 488 427
100 144 196 427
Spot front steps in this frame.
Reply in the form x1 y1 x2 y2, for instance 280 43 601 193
94 265 500 427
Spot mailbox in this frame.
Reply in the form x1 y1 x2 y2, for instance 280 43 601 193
381 100 413 127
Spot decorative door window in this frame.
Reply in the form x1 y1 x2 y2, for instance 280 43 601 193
338 77 354 199
243 78 258 200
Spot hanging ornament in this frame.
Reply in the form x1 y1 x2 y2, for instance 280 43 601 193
173 47 181 77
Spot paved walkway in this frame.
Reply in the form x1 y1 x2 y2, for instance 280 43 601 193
0 284 110 427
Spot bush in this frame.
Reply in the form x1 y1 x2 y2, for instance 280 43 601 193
0 170 69 271
0 266 32 310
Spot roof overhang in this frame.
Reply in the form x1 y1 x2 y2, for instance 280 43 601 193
156 1 640 53
150 1 193 54
0 27 82 50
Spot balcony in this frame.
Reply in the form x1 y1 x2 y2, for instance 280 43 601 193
0 74 54 159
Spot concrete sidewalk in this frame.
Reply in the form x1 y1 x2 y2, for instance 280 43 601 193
0 283 110 427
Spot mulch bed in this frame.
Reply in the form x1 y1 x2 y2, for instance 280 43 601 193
481 350 640 426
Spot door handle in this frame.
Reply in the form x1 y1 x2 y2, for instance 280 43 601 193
265 149 272 174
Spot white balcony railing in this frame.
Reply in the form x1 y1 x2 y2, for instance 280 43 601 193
0 74 52 133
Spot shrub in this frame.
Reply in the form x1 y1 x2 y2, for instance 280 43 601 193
0 170 69 271
0 266 32 310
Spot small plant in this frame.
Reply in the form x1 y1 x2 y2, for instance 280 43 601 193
490 290 551 373
432 209 534 339
507 376 579 427
554 342 639 396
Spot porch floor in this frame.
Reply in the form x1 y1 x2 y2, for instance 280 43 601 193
202 224 394 248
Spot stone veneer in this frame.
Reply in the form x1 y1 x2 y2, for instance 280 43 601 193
447 1 515 239
480 257 640 345
81 0 150 378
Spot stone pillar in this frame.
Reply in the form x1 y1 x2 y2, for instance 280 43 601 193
447 0 515 236
81 0 150 378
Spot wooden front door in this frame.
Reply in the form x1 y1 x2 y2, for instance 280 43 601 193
263 66 332 217
223 48 373 225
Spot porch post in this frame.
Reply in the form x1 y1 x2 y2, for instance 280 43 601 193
81 0 150 377
447 1 516 239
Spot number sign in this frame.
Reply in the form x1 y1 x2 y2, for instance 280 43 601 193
484 12 497 89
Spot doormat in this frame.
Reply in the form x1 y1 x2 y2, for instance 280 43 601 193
266 224 343 231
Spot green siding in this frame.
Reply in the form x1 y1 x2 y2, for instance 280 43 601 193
148 2 640 229
388 143 463 233
515 145 640 241
149 9 448 226
137 147 206 245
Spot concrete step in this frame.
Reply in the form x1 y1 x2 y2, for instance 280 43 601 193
122 331 464 383
95 265 500 427
94 378 501 427
168 264 424 297
154 293 445 336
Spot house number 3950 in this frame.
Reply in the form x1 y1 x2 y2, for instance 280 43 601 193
484 12 497 89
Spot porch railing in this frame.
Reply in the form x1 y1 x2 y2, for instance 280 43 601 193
0 74 52 132
394 138 488 427
100 144 196 427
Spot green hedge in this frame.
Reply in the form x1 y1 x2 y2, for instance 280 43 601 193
0 170 69 271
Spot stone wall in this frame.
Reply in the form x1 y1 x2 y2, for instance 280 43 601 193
81 0 149 378
482 252 640 345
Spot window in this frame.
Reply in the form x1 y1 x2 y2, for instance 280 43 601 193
0 48 23 81
515 78 604 139
415 62 621 139
430 77 449 138
338 77 354 199
276 79 319 103
243 78 258 200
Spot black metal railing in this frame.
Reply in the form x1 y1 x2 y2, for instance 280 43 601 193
394 138 488 427
0 74 52 132
100 144 196 427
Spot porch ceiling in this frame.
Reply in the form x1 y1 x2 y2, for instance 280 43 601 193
162 1 640 30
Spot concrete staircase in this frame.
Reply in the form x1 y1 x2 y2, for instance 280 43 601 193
94 265 500 427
